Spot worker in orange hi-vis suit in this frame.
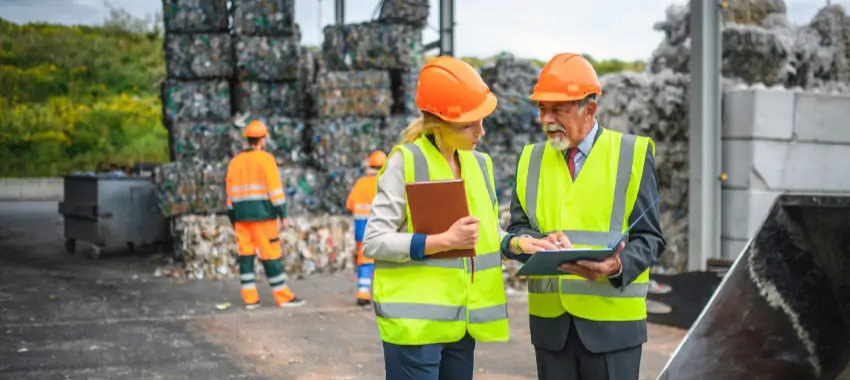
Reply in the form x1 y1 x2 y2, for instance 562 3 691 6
345 150 387 307
226 120 306 310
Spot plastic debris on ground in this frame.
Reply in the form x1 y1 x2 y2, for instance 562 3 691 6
153 160 229 217
322 22 423 71
167 213 356 280
310 117 403 170
162 0 229 33
377 0 430 27
236 35 302 81
164 33 234 79
234 80 302 117
170 121 244 162
162 79 232 121
315 71 392 118
230 0 297 37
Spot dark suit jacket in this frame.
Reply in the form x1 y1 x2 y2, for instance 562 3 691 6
506 125 667 354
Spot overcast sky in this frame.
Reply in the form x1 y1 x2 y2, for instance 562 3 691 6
0 0 842 61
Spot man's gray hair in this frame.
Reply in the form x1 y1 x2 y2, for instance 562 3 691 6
577 93 599 114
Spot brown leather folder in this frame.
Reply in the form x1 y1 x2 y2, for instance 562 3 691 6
405 179 476 258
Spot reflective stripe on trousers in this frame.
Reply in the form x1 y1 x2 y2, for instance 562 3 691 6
374 301 508 324
524 134 637 247
527 277 649 298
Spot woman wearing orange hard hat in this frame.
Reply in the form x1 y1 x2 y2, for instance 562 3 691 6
362 56 557 379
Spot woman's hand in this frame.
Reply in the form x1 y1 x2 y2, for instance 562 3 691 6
440 216 479 249
512 236 558 255
426 216 479 255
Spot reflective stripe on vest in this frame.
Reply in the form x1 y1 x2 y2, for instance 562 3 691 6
371 137 509 345
520 131 652 322
524 134 636 246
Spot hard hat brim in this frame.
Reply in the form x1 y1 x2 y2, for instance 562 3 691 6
528 92 586 102
439 93 499 124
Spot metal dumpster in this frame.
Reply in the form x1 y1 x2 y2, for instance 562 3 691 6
58 172 169 259
657 194 850 380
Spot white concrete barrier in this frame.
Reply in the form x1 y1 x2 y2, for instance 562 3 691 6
0 178 64 201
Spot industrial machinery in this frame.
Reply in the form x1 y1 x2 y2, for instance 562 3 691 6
58 167 168 259
657 194 850 380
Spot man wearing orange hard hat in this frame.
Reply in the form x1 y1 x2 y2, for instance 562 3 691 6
225 120 306 310
505 53 666 379
345 149 387 306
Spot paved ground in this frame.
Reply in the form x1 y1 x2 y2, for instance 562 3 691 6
0 201 686 380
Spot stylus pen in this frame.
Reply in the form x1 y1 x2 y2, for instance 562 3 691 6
607 193 664 248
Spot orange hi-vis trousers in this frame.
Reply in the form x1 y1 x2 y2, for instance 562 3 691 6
235 220 295 306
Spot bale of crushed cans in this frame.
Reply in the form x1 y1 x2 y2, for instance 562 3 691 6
315 70 392 118
234 80 302 117
377 0 430 27
230 0 297 37
322 22 423 71
167 213 357 280
161 79 232 121
235 35 302 81
162 0 229 33
310 117 405 170
170 121 244 162
164 33 234 79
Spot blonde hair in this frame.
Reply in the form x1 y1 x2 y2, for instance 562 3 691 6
398 112 467 144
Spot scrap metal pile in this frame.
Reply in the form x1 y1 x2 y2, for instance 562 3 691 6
596 0 850 273
156 0 426 279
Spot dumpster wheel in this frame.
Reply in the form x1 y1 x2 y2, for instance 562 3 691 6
88 245 104 260
64 239 76 255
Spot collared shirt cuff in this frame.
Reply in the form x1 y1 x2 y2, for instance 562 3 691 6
409 233 428 261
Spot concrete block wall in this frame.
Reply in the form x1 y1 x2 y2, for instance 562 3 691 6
0 178 64 201
720 88 850 259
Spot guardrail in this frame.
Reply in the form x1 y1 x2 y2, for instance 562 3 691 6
0 178 64 201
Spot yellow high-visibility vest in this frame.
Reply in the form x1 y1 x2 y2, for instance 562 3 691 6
372 136 509 345
515 129 655 321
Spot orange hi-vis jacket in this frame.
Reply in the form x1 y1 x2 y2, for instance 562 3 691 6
346 175 378 241
226 149 286 222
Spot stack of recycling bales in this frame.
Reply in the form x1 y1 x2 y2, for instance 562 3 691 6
478 53 542 202
157 0 240 278
159 0 238 217
313 0 427 214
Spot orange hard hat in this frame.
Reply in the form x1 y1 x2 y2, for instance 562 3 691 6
368 150 387 168
244 120 268 138
416 56 498 123
530 53 601 102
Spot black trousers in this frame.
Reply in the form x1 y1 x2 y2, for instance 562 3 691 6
382 333 476 380
534 320 642 380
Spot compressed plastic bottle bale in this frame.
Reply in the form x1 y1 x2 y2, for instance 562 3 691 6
196 160 229 214
171 121 243 162
322 22 423 71
722 23 791 86
234 80 302 117
480 53 541 137
153 161 198 217
279 166 323 216
162 79 232 121
319 167 363 215
236 35 302 81
391 66 422 116
231 0 297 37
162 0 229 33
311 117 401 170
164 33 234 79
315 70 392 118
377 0 430 27
263 115 307 165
